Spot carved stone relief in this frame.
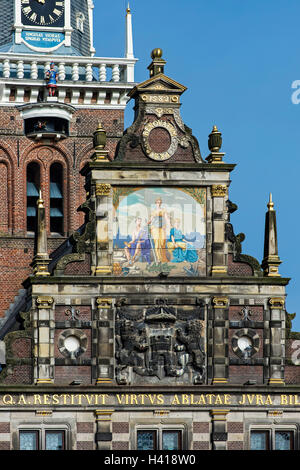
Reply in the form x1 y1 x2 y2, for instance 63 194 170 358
115 300 206 385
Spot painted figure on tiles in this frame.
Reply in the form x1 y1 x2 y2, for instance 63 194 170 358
46 62 58 97
124 217 151 265
167 218 198 263
147 197 170 263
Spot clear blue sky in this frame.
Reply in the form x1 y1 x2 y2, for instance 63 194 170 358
94 0 300 330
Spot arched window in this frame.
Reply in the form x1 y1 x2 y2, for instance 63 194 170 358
26 162 40 233
50 163 64 235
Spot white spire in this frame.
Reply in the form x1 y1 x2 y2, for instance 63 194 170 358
125 2 134 59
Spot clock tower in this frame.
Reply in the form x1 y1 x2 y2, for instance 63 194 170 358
0 3 136 323
1 0 95 56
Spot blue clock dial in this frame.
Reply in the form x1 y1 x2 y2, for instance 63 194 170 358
21 0 65 27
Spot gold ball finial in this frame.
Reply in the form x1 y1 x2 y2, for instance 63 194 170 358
151 48 163 60
212 125 218 133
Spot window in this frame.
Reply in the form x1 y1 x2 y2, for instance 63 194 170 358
26 162 40 232
250 431 270 450
76 12 85 33
250 429 295 450
50 163 64 235
275 431 294 450
137 429 182 450
19 430 65 450
20 431 39 451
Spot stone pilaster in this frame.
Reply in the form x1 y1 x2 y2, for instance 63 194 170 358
210 409 229 450
34 296 54 384
210 185 228 276
95 297 114 384
95 183 113 276
212 297 229 385
95 409 114 450
268 297 285 385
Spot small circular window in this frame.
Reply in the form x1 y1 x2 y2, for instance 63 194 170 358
232 328 260 360
237 336 253 352
64 335 80 353
58 329 87 359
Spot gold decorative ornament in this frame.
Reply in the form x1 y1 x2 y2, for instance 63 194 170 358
95 409 114 421
212 297 229 308
36 296 54 309
210 409 230 419
35 410 53 416
269 298 285 309
96 298 113 309
95 183 111 196
95 266 113 275
211 185 227 197
96 378 113 384
211 266 228 275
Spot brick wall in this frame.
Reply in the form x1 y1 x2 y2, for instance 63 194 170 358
55 305 92 322
228 365 263 385
192 421 210 450
54 365 92 385
0 237 64 317
229 305 264 322
0 105 124 318
228 254 253 276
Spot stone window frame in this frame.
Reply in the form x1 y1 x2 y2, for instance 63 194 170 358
57 329 88 359
245 420 299 450
136 425 184 450
231 328 260 359
130 418 192 451
12 420 74 451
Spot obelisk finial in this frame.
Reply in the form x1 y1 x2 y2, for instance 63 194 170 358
31 189 50 276
261 193 281 277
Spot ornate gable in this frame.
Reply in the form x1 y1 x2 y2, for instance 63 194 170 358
115 49 202 163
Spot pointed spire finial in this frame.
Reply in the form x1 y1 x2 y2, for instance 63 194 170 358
31 189 50 276
125 1 134 59
261 193 281 277
267 193 274 211
37 189 44 208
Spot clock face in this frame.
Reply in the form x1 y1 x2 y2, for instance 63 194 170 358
21 0 65 27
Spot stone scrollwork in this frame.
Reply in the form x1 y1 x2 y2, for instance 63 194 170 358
142 119 178 161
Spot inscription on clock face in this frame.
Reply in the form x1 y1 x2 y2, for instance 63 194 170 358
21 0 65 27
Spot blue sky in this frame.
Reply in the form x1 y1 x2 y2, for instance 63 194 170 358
94 0 300 330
